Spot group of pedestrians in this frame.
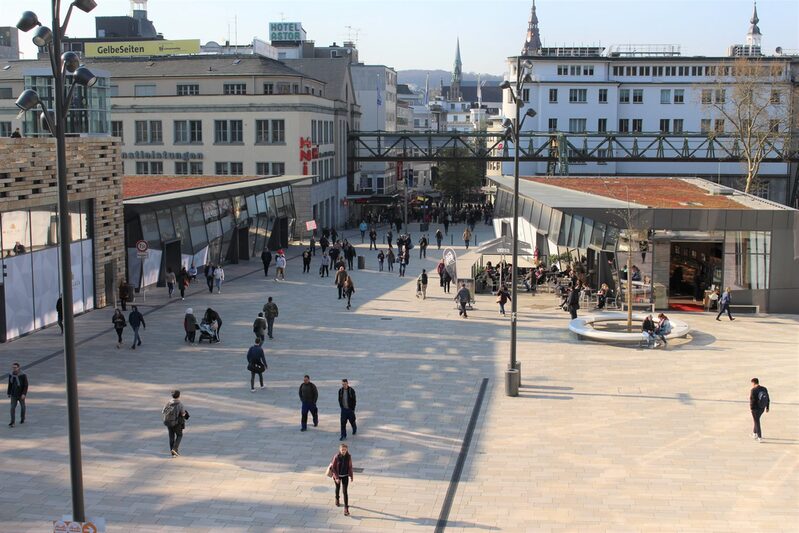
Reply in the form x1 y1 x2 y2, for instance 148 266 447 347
111 305 146 349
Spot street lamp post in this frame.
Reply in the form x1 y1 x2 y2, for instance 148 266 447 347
15 0 99 522
500 57 536 397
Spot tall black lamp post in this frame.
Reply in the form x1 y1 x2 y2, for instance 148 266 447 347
15 0 99 522
499 57 536 397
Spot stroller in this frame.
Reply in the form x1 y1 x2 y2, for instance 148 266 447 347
197 319 219 343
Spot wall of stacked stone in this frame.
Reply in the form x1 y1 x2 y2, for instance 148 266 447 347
0 137 125 309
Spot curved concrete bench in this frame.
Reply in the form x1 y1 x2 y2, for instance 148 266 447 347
568 312 691 343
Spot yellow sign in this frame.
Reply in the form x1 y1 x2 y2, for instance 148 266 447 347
85 39 200 58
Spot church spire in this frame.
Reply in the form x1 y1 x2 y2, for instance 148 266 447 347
522 0 543 56
451 38 463 101
746 1 762 48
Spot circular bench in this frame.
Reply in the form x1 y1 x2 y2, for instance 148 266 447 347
568 312 691 343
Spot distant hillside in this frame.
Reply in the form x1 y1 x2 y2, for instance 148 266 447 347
398 70 503 90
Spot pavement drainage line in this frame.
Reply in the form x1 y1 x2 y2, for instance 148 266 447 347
14 250 307 375
435 377 489 533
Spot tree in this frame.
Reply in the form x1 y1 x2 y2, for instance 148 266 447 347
435 147 486 205
704 58 792 195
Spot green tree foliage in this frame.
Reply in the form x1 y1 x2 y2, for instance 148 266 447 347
435 147 485 205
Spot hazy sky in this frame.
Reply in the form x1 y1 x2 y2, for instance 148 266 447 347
9 0 799 74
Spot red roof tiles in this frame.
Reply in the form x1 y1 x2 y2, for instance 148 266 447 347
123 175 264 199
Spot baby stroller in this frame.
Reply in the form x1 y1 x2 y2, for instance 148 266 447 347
197 319 219 343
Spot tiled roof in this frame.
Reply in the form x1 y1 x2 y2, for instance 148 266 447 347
525 177 750 209
123 175 264 199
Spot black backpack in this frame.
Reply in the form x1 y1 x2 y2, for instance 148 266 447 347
757 388 770 410
162 401 180 427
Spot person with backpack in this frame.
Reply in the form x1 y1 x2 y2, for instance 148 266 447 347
247 340 267 392
455 282 470 318
417 269 428 299
253 312 267 344
749 378 770 442
328 443 354 516
128 305 145 350
263 297 279 340
162 390 188 457
112 308 126 349
298 375 319 431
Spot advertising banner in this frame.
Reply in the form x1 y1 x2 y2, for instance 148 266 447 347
443 247 457 281
85 39 200 58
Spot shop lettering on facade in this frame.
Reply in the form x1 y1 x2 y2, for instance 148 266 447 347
121 151 204 161
299 137 319 175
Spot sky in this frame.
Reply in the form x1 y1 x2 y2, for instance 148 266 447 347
8 0 799 75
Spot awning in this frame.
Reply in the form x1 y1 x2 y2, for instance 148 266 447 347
475 235 534 257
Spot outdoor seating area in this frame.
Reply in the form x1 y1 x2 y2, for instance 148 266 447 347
568 312 691 344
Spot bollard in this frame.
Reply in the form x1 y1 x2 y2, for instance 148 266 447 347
514 361 522 387
451 234 454 246
505 369 520 397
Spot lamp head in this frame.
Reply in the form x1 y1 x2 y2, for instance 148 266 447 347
15 89 42 112
74 66 97 87
62 52 81 73
499 80 512 90
32 26 53 47
501 118 513 129
40 109 56 134
73 0 98 13
16 11 40 32
525 108 537 118
521 73 533 84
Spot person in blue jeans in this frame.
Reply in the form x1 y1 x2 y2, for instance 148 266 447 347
128 305 145 350
338 379 357 441
298 375 319 431
716 287 735 321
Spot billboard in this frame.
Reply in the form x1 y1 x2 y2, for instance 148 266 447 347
269 22 306 42
85 39 200 58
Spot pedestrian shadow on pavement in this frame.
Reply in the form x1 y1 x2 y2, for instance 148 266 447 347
348 506 499 530
519 384 574 391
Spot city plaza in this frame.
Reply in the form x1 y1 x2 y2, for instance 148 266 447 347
1 223 797 532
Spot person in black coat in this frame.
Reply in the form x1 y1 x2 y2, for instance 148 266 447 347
261 249 272 277
566 284 581 319
298 375 319 431
338 379 357 440
56 295 63 334
7 362 28 427
246 340 267 391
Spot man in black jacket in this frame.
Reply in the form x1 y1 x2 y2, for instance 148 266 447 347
261 249 272 277
8 362 28 427
566 284 581 319
338 379 357 441
128 305 146 350
750 377 770 442
299 375 319 431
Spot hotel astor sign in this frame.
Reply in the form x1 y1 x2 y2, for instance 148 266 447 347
269 22 306 42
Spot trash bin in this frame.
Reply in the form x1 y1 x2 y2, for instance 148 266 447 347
505 369 519 396
513 361 522 387
420 222 429 232
357 256 365 270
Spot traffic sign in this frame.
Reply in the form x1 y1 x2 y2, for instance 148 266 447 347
135 240 149 259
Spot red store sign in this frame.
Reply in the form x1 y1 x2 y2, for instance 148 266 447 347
299 137 319 175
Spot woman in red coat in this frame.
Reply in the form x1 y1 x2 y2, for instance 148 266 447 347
330 443 354 515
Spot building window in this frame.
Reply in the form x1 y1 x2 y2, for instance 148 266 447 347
597 118 607 133
632 119 643 133
700 119 711 133
714 119 725 133
175 161 188 175
264 83 274 95
311 119 317 144
557 65 568 76
673 89 684 104
276 82 292 94
134 84 156 97
770 90 781 104
256 120 269 143
135 120 162 144
660 89 671 104
568 88 587 103
583 65 594 76
618 119 630 133
177 84 199 96
612 66 622 76
569 65 581 76
659 119 670 133
549 88 558 103
714 89 726 104
701 89 712 104
216 162 229 175
598 88 608 103
230 162 243 175
619 89 630 103
271 119 285 143
568 118 587 133
111 120 123 140
769 119 780 133
673 119 684 133
1 122 11 137
632 89 643 103
547 118 558 132
522 88 530 102
0 87 13 99
223 83 247 95
190 162 203 174
135 161 163 174
214 120 243 144
174 120 202 144
256 162 270 175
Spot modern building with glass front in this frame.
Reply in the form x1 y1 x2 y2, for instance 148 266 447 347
123 175 300 289
489 175 798 314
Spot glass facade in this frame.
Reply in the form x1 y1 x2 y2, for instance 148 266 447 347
22 75 111 137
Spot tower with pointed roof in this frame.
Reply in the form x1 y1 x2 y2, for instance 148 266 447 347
522 0 543 56
451 38 462 101
746 1 762 48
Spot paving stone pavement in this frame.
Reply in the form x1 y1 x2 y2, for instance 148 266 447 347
1 223 797 533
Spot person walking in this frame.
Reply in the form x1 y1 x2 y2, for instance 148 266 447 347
214 265 225 293
118 279 131 311
343 275 355 310
320 235 329 255
275 252 287 281
128 305 145 349
331 228 339 244
398 250 407 277
716 287 735 321
247 339 267 392
442 269 452 294
165 267 177 298
417 270 429 299
338 379 357 440
359 221 367 243
299 375 319 431
435 228 443 250
369 228 378 250
178 267 190 300
566 284 581 320
56 295 63 334
462 228 472 249
162 390 188 457
302 248 312 273
261 249 272 277
418 235 428 258
496 285 511 315
377 250 385 272
263 297 279 340
204 263 215 293
345 243 356 271
386 230 393 251
310 235 316 255
112 308 126 348
749 378 770 442
319 251 330 277
386 248 395 272
329 443 354 515
7 362 28 427
253 312 267 344
335 266 348 300
455 282 470 318
184 308 197 343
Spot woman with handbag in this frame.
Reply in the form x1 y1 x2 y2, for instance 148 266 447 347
328 443 354 515
112 308 126 349
246 339 267 392
343 276 355 310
